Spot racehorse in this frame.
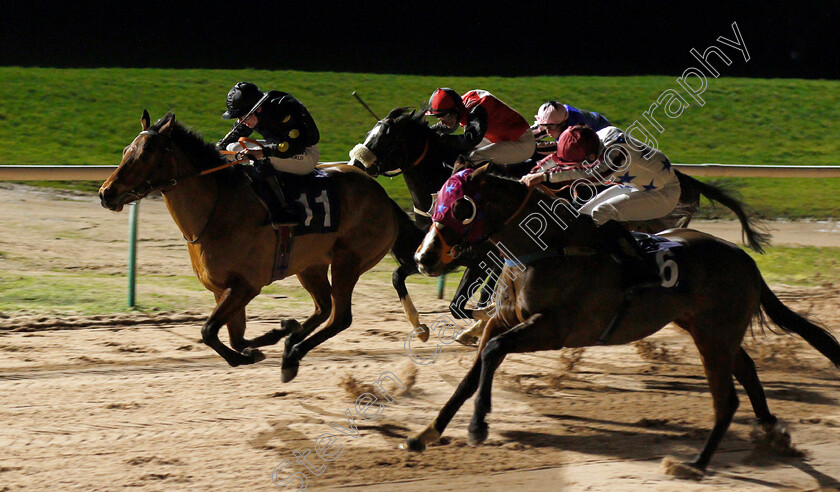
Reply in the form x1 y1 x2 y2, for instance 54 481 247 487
99 111 419 382
350 108 500 344
349 107 770 342
406 163 840 474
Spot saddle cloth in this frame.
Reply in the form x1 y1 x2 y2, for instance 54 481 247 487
630 231 686 289
280 169 341 236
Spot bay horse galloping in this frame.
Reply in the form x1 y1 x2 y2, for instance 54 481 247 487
350 107 770 342
99 111 418 382
407 163 840 474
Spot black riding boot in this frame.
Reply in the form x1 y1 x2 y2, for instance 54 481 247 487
597 220 661 288
262 173 298 228
250 161 297 228
595 220 661 345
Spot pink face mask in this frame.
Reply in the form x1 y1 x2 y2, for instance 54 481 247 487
431 169 487 243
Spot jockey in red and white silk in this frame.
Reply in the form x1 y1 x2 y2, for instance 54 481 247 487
426 88 535 165
523 125 680 225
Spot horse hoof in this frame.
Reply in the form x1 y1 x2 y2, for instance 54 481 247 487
404 437 426 452
243 347 266 363
281 364 299 383
417 325 430 343
282 318 302 332
661 456 705 479
454 332 478 347
467 423 488 447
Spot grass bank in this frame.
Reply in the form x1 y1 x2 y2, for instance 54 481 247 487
0 68 838 218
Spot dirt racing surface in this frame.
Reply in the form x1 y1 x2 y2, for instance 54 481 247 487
1 183 839 491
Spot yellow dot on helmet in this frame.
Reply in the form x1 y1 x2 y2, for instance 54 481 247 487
288 129 299 139
278 142 289 151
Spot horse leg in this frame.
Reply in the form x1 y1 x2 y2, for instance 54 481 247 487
393 264 430 342
281 250 360 383
733 347 777 427
451 266 492 346
225 307 266 362
405 316 507 452
201 282 261 367
687 336 740 472
469 312 563 446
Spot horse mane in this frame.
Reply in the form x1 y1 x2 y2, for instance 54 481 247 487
151 113 228 173
388 107 432 131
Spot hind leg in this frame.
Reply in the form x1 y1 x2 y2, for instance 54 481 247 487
281 250 360 382
734 347 778 428
686 335 740 472
469 312 565 446
393 264 430 342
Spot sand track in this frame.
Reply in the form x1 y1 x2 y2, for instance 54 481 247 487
1 184 839 491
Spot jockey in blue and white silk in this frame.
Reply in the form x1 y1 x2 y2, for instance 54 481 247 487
529 125 680 225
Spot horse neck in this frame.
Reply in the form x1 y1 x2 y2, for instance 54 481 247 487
159 149 221 241
401 133 456 213
490 187 569 261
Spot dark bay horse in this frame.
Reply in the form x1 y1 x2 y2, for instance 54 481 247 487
99 111 418 382
407 163 840 474
350 107 770 342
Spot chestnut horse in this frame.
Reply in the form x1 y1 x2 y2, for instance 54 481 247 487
99 111 418 382
407 163 840 474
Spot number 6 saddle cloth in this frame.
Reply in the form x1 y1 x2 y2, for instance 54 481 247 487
629 231 686 290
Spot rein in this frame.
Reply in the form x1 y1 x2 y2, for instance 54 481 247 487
126 129 241 243
382 139 430 177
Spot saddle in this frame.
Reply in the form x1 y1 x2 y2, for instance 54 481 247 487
241 163 340 236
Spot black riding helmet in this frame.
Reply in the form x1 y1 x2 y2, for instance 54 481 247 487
221 82 263 120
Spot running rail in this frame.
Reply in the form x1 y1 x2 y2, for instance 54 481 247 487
2 163 839 306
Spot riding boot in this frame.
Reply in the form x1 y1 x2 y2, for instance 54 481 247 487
597 219 661 289
262 172 299 228
595 220 661 345
249 160 297 228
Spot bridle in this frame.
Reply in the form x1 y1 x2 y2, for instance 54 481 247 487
434 186 535 264
116 129 250 243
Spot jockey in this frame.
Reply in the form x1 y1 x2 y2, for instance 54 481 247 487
532 101 611 156
425 88 535 165
521 125 680 285
215 82 320 227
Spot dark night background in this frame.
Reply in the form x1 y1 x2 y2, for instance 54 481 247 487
2 1 837 79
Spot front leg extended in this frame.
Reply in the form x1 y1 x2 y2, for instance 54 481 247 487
202 283 261 367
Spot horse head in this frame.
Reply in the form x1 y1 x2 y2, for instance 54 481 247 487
349 107 431 177
99 110 181 211
415 164 525 276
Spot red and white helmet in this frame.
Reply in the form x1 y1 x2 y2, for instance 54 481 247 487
534 101 568 125
426 88 463 116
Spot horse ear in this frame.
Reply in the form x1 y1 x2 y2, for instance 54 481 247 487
453 155 471 173
141 109 150 131
485 160 502 175
386 107 405 120
158 112 176 135
467 162 491 183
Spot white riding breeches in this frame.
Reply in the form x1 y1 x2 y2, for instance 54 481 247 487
226 141 319 175
578 183 681 225
268 145 319 175
469 130 536 165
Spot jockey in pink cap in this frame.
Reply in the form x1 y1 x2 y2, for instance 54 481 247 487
532 101 611 156
426 88 535 165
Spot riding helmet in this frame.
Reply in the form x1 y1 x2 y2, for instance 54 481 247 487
425 88 463 116
222 82 263 120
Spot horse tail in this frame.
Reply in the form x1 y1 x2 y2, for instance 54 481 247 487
676 170 771 253
759 278 840 368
